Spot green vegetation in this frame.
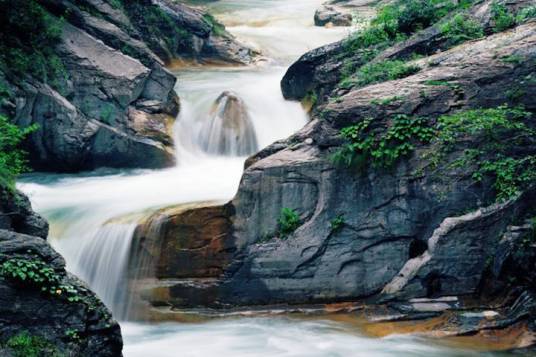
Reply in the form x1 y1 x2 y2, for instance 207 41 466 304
341 60 420 88
304 91 319 107
0 257 81 302
0 0 68 92
433 106 535 201
330 215 346 232
99 104 115 124
345 0 474 53
121 1 192 57
516 6 536 22
501 54 524 65
333 114 435 170
203 13 226 37
440 13 483 47
0 115 37 191
371 96 404 106
2 332 64 357
278 208 300 238
491 2 516 32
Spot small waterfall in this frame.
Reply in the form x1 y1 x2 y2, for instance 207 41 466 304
74 222 138 319
197 91 259 156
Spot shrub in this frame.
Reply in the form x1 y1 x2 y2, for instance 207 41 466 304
278 208 300 238
516 6 536 23
0 115 37 191
440 13 484 47
0 0 67 90
330 215 346 232
345 0 471 52
333 114 435 170
341 60 421 89
434 106 536 202
491 2 516 32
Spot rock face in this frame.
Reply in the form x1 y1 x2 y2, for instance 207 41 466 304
0 0 256 172
131 16 536 323
0 187 122 356
198 91 259 156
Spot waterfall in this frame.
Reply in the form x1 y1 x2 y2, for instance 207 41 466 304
197 91 259 156
17 0 345 322
75 222 137 319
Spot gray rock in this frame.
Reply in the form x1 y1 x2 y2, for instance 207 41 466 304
0 187 122 356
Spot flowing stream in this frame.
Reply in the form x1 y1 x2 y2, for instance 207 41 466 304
17 1 509 355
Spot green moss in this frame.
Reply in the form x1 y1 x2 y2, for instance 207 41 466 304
341 59 421 89
2 332 64 357
440 13 483 47
333 114 435 170
0 115 37 191
278 208 300 238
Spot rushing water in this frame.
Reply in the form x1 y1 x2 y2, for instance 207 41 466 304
16 0 510 355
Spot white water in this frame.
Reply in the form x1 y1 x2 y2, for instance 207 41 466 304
16 0 500 355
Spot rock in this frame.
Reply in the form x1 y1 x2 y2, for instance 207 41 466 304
0 187 122 356
198 91 259 156
0 190 48 239
314 0 378 27
5 22 177 171
136 22 536 311
127 202 235 312
314 5 353 27
121 0 259 65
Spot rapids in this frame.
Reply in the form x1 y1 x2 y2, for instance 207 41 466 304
17 0 511 355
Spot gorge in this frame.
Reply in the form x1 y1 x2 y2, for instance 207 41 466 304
1 0 536 356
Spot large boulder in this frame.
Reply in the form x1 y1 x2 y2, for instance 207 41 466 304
133 22 536 310
198 91 259 156
0 187 122 356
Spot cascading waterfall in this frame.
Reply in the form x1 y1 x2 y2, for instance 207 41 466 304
17 0 349 320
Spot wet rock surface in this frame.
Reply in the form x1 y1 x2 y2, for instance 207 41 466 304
0 187 122 356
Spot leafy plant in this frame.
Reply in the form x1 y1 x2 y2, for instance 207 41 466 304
330 215 346 232
278 208 300 238
0 0 68 91
516 6 536 22
333 114 435 170
491 2 516 32
345 0 472 53
434 106 536 201
341 60 420 88
440 13 483 47
0 115 38 191
0 257 81 302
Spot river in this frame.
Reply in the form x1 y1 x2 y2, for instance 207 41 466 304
17 0 509 355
